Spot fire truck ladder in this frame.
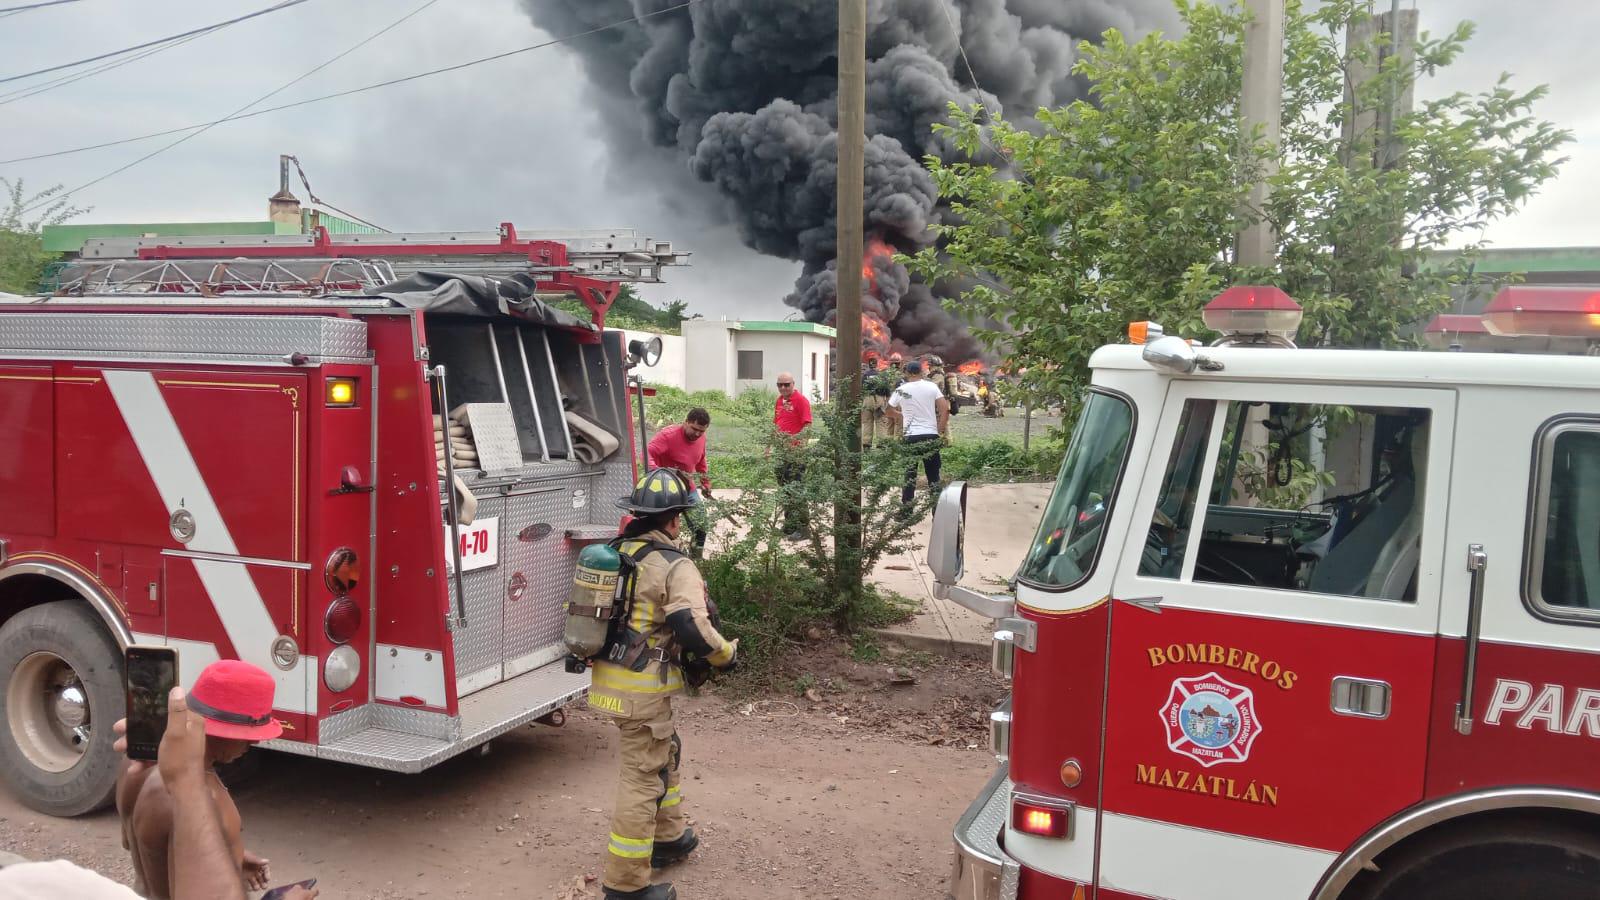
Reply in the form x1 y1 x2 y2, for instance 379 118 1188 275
45 257 398 296
51 222 688 321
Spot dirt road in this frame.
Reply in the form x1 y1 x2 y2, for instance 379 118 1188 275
0 652 1002 900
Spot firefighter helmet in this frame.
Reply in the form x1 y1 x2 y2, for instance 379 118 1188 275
616 468 700 515
888 351 904 363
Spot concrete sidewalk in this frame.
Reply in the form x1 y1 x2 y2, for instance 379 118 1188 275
870 482 1053 657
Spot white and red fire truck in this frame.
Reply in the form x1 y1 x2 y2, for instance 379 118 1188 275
933 284 1600 900
0 224 680 815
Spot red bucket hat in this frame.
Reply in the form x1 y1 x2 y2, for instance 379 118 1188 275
187 660 283 742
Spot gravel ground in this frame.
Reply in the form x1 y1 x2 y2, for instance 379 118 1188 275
0 647 1003 900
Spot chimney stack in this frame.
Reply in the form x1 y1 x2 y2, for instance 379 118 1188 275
268 154 302 230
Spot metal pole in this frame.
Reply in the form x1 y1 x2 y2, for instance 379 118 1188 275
432 365 468 627
1022 402 1033 452
834 0 867 602
515 327 550 462
540 331 576 459
1237 0 1285 268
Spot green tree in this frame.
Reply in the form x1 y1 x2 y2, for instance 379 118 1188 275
0 178 86 294
910 0 1569 418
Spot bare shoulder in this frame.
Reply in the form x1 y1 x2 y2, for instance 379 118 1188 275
132 770 175 832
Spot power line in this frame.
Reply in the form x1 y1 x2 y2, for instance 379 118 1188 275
2 0 700 169
0 0 312 86
0 0 80 15
20 0 444 216
0 29 209 106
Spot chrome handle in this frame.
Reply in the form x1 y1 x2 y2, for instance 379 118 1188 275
1454 544 1488 735
1331 677 1391 719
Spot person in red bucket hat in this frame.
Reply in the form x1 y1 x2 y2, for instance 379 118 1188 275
116 660 288 900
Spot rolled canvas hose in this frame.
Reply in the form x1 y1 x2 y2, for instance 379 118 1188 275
564 411 619 464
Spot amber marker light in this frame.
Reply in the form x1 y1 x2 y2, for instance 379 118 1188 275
1060 758 1084 789
1127 321 1151 344
326 378 358 407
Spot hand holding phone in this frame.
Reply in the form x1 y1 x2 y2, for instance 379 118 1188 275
123 646 178 761
261 878 317 899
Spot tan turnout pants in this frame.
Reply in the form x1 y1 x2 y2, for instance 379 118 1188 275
604 703 686 892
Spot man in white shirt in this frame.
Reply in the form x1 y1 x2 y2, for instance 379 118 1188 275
886 359 951 518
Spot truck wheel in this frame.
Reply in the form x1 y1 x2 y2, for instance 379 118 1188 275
1348 816 1600 900
0 601 125 816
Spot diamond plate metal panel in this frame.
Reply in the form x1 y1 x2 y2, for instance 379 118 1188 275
459 403 523 472
449 496 505 696
317 703 371 745
0 313 368 364
371 702 458 741
261 662 587 773
503 482 590 666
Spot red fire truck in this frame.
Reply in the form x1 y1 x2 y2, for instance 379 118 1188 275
0 224 680 815
933 284 1600 900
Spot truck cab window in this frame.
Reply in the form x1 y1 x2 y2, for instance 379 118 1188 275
1529 425 1600 617
1148 400 1430 602
1018 391 1134 589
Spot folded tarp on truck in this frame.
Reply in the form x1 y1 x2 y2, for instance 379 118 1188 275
376 272 598 332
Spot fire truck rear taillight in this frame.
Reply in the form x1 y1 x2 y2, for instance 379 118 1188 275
324 596 361 644
325 547 359 594
1012 792 1074 839
326 378 358 407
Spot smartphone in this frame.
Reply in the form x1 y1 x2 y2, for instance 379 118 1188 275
261 878 316 900
123 646 178 761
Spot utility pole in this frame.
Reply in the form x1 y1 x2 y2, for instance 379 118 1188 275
834 0 867 602
1237 0 1285 268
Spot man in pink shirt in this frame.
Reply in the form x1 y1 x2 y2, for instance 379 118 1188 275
647 407 712 554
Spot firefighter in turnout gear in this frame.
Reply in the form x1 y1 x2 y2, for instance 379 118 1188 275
591 469 737 899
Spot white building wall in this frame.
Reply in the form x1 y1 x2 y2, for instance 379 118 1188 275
799 333 833 400
619 328 687 390
682 321 739 394
732 331 810 396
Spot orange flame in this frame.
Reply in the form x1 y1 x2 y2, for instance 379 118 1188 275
862 235 895 297
956 360 985 376
863 314 889 345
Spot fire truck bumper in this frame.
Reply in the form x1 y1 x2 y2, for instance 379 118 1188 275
949 764 1020 900
263 661 587 773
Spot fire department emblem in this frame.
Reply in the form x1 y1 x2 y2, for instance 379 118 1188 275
1159 672 1260 767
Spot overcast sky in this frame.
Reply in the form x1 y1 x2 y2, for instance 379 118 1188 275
1 0 1595 319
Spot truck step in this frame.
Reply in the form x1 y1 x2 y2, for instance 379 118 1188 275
264 662 588 773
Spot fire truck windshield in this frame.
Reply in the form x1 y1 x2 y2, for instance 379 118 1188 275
1019 390 1134 589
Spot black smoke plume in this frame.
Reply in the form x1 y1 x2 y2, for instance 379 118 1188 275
520 0 1179 360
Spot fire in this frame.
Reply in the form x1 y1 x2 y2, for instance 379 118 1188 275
863 314 889 345
956 360 984 376
862 235 895 295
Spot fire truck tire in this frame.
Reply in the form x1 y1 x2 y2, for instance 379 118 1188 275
1346 815 1600 900
0 600 126 817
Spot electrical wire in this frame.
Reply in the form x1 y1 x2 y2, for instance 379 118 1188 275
0 29 210 106
0 0 81 15
0 0 313 86
2 0 700 169
19 0 444 216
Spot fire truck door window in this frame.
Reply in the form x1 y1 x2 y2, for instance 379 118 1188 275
1169 401 1431 602
1528 425 1600 617
1018 391 1134 589
1139 399 1219 579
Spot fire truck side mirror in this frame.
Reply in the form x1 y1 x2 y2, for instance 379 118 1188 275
1141 335 1199 374
927 481 969 585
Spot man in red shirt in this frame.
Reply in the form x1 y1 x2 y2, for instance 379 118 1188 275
647 407 712 555
772 373 812 540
